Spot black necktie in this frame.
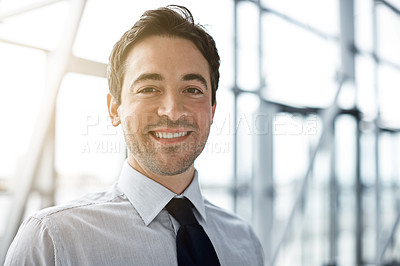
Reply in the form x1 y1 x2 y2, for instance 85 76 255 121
166 197 221 266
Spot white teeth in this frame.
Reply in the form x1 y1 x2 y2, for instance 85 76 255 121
154 131 188 139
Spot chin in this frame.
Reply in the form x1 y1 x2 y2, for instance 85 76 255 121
146 160 194 176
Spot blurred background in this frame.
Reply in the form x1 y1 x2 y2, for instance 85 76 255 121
1 0 400 265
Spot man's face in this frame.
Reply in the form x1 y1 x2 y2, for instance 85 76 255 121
109 35 216 177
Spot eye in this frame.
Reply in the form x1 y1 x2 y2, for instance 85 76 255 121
184 87 203 94
137 87 159 94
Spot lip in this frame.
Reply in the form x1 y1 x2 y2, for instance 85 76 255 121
149 129 192 143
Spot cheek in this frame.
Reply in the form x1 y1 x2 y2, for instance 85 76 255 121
120 106 142 131
192 105 213 128
137 102 165 124
129 101 159 121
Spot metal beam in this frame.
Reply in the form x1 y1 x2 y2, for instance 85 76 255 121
339 0 356 83
372 0 382 264
355 48 400 72
355 111 363 266
232 0 239 213
0 37 49 52
339 1 361 263
260 6 339 42
67 56 107 78
0 0 87 263
237 0 339 42
0 38 107 79
328 115 338 264
252 0 273 260
0 0 65 21
378 121 400 133
253 101 275 263
268 77 345 266
34 110 56 209
376 0 400 16
379 211 400 262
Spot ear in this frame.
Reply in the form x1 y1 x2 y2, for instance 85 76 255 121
107 93 121 127
211 100 217 123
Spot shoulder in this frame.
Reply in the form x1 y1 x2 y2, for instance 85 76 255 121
5 185 126 265
203 198 259 240
4 215 56 265
203 199 265 265
204 198 251 229
32 184 124 221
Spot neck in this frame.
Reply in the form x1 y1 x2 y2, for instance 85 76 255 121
127 157 195 195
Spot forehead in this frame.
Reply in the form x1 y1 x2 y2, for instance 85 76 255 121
123 35 210 79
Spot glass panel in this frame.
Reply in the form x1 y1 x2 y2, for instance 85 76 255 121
356 55 377 116
335 115 357 188
202 188 233 212
55 73 125 203
261 0 339 36
354 0 374 52
0 43 46 178
237 93 260 179
1 0 46 11
377 4 400 64
195 89 234 187
385 0 400 10
360 131 376 186
236 1 260 91
236 93 260 221
262 15 339 107
0 1 69 50
273 113 313 186
378 65 400 123
73 0 233 63
338 190 356 265
379 132 397 184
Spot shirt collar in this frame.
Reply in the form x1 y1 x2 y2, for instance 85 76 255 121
117 160 206 226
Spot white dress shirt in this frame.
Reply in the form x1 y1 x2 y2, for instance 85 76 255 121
5 161 264 265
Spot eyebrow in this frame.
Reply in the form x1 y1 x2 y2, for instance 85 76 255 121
182 73 208 90
130 72 208 89
131 73 164 86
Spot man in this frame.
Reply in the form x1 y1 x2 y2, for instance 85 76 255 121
5 5 264 265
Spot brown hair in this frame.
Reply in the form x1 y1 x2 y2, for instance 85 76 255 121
107 5 220 105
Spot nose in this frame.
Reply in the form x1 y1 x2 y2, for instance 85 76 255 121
157 91 188 121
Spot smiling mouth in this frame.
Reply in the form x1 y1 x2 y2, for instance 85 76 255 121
150 131 190 139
